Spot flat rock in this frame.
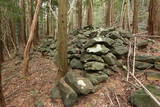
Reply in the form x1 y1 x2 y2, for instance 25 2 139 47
86 44 110 55
81 54 104 63
50 87 61 99
58 78 78 107
65 71 93 95
130 85 160 107
84 61 105 71
135 55 160 63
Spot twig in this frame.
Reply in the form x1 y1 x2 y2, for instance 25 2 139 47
106 92 114 106
127 41 131 81
114 92 121 107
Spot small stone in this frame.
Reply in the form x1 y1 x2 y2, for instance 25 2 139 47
84 61 105 71
70 58 83 69
137 40 148 48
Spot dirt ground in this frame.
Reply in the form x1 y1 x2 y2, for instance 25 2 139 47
2 37 160 107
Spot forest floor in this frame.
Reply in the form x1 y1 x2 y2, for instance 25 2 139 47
2 37 160 107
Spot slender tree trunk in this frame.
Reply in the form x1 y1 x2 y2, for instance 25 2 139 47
0 16 6 106
132 0 139 33
105 0 111 27
57 0 68 77
0 57 6 107
23 0 42 76
87 0 93 26
76 0 82 28
46 7 49 35
148 0 160 35
20 0 27 47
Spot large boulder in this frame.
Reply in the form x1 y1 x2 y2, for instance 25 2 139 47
65 71 94 95
85 72 108 85
135 61 153 70
102 53 117 66
58 78 78 107
70 58 83 69
81 54 104 63
86 44 110 55
84 61 105 71
130 85 160 107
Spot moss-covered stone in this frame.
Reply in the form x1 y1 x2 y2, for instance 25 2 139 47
130 85 160 107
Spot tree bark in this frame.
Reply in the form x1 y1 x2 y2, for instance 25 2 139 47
105 0 111 27
0 15 6 106
20 0 27 46
132 0 139 34
57 0 68 77
76 0 82 28
23 0 42 76
87 0 93 26
148 0 160 35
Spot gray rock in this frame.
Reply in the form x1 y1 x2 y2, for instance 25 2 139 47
81 54 104 63
65 71 93 95
70 58 83 69
84 61 105 71
135 55 160 63
102 53 117 65
103 69 114 76
35 101 44 107
85 72 108 85
135 61 153 70
146 71 160 81
86 44 110 55
58 78 78 107
130 85 160 107
137 40 148 48
108 31 121 39
112 46 128 56
155 62 160 70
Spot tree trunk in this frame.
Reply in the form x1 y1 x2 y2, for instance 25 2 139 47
0 56 6 107
0 16 6 106
46 7 49 35
76 0 82 28
132 0 139 34
23 0 42 76
20 0 27 47
105 0 111 27
57 0 68 77
148 0 160 35
87 0 93 26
